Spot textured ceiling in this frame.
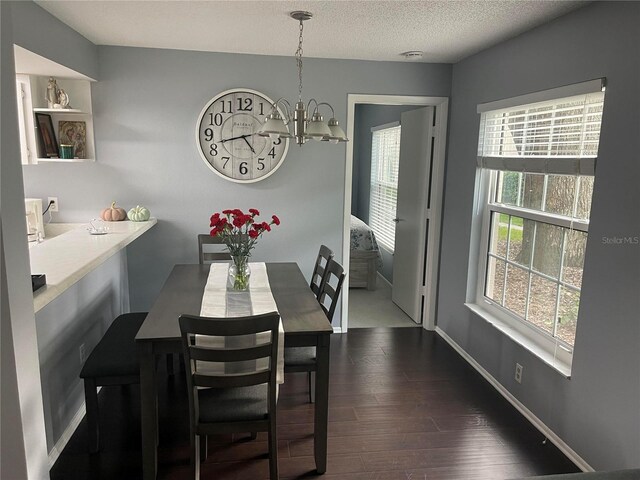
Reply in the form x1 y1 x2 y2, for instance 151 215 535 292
35 1 587 63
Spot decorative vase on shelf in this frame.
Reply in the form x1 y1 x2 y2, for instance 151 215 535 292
228 256 251 292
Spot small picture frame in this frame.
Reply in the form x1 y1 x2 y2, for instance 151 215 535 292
35 113 59 158
58 121 86 159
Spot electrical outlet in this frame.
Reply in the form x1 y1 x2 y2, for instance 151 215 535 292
79 343 86 364
515 363 523 384
48 197 59 212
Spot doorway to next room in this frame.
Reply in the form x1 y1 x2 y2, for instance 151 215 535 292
342 95 448 332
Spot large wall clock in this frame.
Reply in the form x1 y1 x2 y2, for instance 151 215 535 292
195 88 289 183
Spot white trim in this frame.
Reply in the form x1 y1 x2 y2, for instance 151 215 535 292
423 99 448 332
477 78 605 113
332 326 343 334
465 302 572 377
435 326 593 473
478 156 596 176
342 94 449 333
47 394 91 468
377 271 392 288
489 204 589 232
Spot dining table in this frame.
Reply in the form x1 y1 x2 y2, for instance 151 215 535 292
135 262 333 479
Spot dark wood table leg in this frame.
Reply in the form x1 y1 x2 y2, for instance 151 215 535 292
314 334 330 474
139 342 158 480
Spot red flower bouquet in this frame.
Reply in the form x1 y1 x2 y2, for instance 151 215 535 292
209 209 280 290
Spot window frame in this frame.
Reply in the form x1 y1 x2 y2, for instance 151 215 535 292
472 169 588 371
467 80 605 376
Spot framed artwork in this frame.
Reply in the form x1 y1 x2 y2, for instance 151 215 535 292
58 121 87 159
35 113 59 158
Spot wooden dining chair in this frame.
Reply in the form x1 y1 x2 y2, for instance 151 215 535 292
177 233 232 376
179 311 280 480
309 245 334 297
198 234 232 264
285 258 345 402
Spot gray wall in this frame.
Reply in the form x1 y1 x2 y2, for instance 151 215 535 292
352 103 420 283
440 1 640 471
36 251 129 451
5 0 119 464
10 0 98 80
1 2 51 477
22 45 452 316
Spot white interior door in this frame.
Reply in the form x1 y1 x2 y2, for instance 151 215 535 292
391 106 435 323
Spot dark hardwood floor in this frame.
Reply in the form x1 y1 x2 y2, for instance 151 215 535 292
51 328 579 479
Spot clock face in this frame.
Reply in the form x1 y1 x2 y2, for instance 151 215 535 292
196 89 289 183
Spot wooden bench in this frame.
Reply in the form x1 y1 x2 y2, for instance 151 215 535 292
79 312 147 453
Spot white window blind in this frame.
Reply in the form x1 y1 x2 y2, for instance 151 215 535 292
369 124 401 252
478 86 605 176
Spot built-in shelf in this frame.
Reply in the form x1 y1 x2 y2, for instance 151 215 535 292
33 108 86 114
16 72 96 165
35 157 90 163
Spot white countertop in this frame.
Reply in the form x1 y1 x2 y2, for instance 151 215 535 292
30 219 157 313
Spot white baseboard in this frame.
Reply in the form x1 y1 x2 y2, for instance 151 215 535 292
332 326 343 334
435 327 593 473
47 385 102 468
377 272 392 288
48 399 86 468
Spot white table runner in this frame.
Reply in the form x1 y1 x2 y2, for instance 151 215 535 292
198 262 284 383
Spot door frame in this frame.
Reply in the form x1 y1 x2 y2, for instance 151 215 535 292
340 94 449 333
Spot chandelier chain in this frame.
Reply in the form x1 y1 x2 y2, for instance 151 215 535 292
255 11 346 144
296 19 304 102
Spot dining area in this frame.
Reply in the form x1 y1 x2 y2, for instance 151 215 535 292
73 209 344 479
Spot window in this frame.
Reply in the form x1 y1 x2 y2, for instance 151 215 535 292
470 80 605 372
369 123 401 252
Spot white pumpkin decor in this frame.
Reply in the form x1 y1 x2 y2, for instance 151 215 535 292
128 205 151 222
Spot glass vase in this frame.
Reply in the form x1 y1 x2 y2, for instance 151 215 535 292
228 256 251 291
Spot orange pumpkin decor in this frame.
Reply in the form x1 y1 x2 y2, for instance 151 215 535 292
100 201 127 221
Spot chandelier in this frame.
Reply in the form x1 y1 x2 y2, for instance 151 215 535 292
257 11 348 145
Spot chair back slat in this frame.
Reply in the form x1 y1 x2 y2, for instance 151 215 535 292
180 314 278 337
189 343 273 363
317 258 346 322
198 234 231 264
203 251 233 262
320 283 336 300
194 370 271 389
311 264 326 295
310 245 334 297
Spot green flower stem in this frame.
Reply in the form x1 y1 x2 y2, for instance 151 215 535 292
231 255 250 291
